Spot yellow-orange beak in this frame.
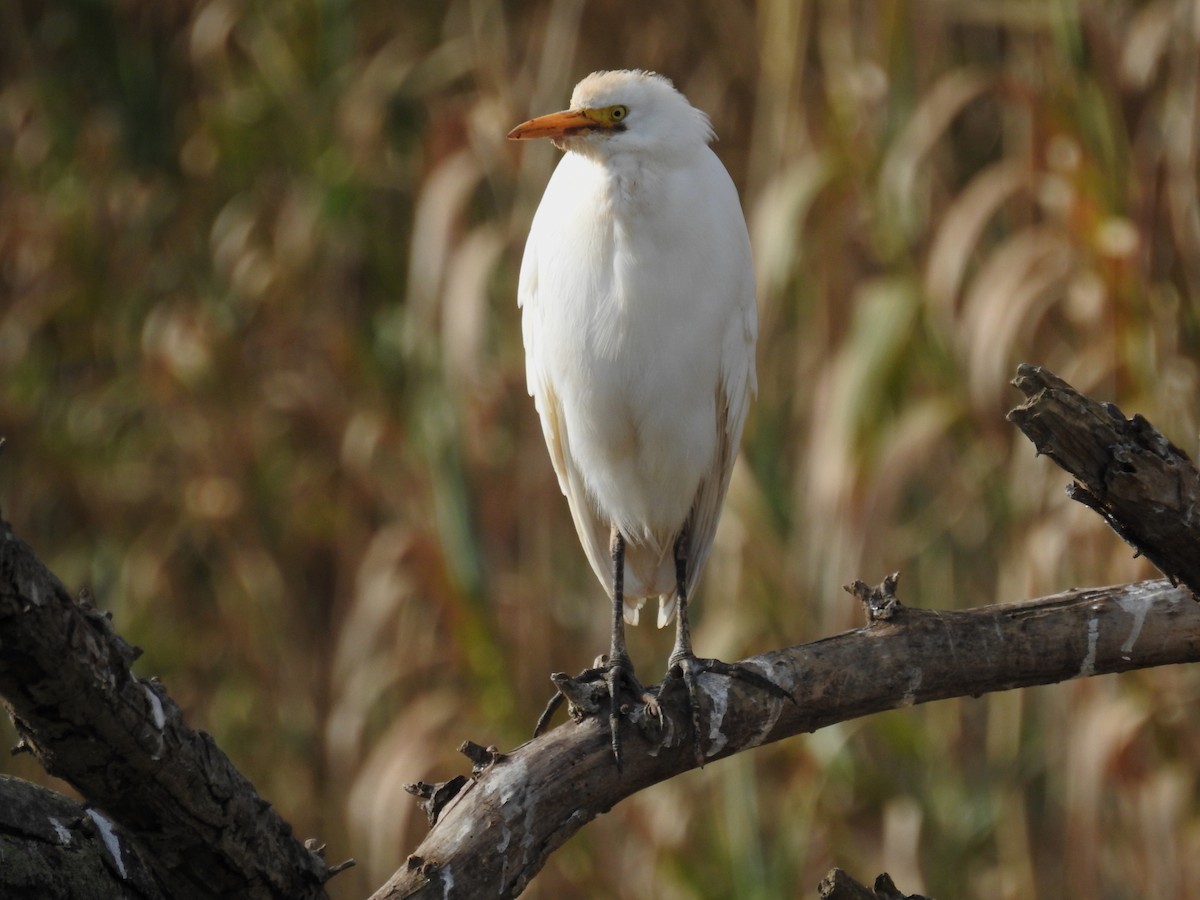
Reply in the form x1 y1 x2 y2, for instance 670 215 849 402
507 109 599 141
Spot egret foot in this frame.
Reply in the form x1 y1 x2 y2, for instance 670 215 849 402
533 655 659 771
667 652 794 768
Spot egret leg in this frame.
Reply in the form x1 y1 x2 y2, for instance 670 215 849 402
667 529 795 768
603 528 661 768
533 527 653 772
606 528 631 766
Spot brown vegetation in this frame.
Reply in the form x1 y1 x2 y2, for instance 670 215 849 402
3 2 1199 897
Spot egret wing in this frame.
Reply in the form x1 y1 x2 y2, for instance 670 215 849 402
518 231 646 623
658 277 757 627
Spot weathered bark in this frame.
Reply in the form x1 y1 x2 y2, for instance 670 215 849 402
371 577 1198 898
818 869 881 900
1008 363 1200 595
0 522 338 900
372 364 1200 897
2 365 1198 899
818 869 931 900
0 774 165 900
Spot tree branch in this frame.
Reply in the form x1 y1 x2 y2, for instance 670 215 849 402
0 774 166 899
3 365 1198 899
1008 362 1200 595
818 869 932 900
0 522 339 899
371 364 1200 897
373 576 1198 898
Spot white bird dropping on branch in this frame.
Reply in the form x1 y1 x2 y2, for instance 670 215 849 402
510 70 784 768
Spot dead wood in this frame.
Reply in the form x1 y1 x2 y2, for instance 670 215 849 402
2 365 1199 899
0 522 339 899
1008 363 1200 595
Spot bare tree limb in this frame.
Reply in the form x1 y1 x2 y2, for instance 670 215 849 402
1008 363 1200 595
818 869 882 900
0 522 339 900
370 365 1200 897
2 365 1198 899
372 577 1198 898
0 774 165 899
818 869 931 900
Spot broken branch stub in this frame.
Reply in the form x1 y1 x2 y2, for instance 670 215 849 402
844 572 902 622
818 869 933 900
1007 363 1200 597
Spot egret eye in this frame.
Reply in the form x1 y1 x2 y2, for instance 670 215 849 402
610 105 628 122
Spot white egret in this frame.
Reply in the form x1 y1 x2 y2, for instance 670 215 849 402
509 70 787 768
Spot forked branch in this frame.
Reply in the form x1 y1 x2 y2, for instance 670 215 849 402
0 523 339 899
373 577 1197 898
373 364 1200 897
2 365 1198 899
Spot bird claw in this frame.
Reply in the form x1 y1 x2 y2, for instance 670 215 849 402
668 654 795 768
533 657 659 771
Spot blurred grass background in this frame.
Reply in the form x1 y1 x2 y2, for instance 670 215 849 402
2 0 1200 897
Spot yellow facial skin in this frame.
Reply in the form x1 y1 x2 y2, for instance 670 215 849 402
507 105 630 141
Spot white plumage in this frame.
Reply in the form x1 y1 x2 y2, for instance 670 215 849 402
510 70 770 766
513 70 756 629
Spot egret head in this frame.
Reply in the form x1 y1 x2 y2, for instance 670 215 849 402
507 70 714 160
